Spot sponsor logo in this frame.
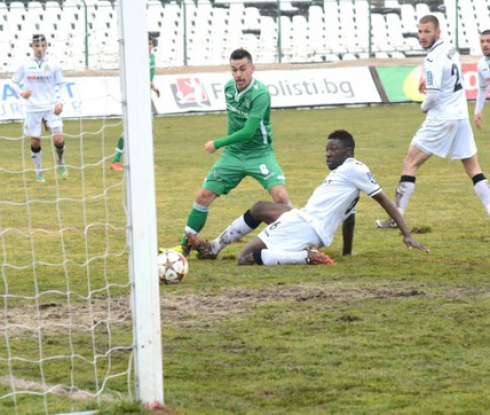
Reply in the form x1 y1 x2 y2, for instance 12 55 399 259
366 172 378 185
426 71 434 87
26 75 51 81
170 78 211 109
226 102 249 118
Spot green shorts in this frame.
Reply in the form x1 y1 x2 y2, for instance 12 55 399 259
203 150 286 196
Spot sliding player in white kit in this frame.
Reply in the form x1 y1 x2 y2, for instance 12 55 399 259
376 15 490 229
474 30 490 130
187 129 429 266
12 34 66 183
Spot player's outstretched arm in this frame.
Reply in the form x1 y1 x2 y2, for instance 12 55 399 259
211 116 261 151
474 86 488 129
372 192 430 253
341 213 355 256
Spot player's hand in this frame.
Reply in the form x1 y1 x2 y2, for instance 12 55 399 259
418 76 427 94
474 113 483 129
151 83 160 98
21 90 32 99
204 140 216 153
54 103 63 115
403 236 430 253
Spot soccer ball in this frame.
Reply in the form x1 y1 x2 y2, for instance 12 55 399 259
157 249 188 284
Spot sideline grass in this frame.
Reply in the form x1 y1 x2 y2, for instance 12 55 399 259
1 103 490 414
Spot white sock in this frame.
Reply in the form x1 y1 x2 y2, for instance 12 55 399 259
260 249 308 266
474 179 490 216
211 215 254 254
31 148 42 173
395 181 415 215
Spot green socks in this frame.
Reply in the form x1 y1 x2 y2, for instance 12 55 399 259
181 203 209 247
113 136 124 163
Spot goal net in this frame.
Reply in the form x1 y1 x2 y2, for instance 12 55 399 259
0 1 163 414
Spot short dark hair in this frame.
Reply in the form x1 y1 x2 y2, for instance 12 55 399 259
148 36 158 48
419 15 439 30
328 129 355 150
32 34 46 43
149 33 158 47
481 30 490 36
230 48 253 64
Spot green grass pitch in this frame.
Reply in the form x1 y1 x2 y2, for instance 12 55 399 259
1 103 490 414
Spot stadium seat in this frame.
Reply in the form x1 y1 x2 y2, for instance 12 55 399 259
0 0 484 69
292 15 309 61
339 0 363 54
91 1 114 34
278 15 293 62
208 8 228 64
390 51 406 59
324 1 340 53
400 3 417 34
354 0 370 47
384 0 401 8
27 0 44 20
243 6 261 32
457 1 479 52
227 3 245 47
472 0 490 33
415 3 430 21
259 15 278 63
147 2 164 32
386 13 406 51
371 13 391 52
324 53 340 62
308 5 329 57
6 1 27 36
158 2 183 66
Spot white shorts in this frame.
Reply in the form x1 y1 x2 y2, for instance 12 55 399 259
411 118 476 160
24 110 63 137
257 209 322 251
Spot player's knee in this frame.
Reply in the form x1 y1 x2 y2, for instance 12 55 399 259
195 188 217 206
269 185 288 204
272 192 288 204
250 201 269 217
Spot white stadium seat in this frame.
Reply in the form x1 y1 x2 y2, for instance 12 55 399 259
0 0 482 69
292 15 309 61
259 15 278 63
400 3 417 34
415 3 430 21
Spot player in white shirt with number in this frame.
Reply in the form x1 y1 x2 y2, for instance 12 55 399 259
12 34 66 183
186 129 429 266
376 15 490 228
474 30 490 130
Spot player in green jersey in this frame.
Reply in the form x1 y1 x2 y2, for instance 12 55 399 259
170 48 289 256
109 34 160 172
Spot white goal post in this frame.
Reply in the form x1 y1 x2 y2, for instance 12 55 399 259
0 0 163 413
118 0 164 407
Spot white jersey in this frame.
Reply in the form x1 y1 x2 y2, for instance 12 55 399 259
12 56 65 112
297 158 382 247
477 56 490 89
423 39 468 120
475 56 490 115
